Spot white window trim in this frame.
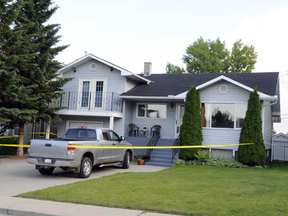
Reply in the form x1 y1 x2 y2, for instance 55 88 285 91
136 103 167 119
202 102 247 130
78 78 107 110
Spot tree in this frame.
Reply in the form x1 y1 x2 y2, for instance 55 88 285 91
230 39 257 73
175 37 257 74
180 86 203 161
0 0 72 155
166 62 185 74
237 88 266 166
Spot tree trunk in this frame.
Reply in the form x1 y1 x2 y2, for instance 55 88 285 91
17 123 24 156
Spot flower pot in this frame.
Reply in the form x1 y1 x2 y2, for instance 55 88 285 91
137 159 145 165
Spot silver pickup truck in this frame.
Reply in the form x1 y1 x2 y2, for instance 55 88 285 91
26 127 133 178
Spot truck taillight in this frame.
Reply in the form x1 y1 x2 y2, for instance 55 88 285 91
28 142 31 146
68 144 76 151
78 126 87 129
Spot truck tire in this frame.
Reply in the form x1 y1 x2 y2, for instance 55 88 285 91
122 151 130 169
39 167 54 175
78 157 92 178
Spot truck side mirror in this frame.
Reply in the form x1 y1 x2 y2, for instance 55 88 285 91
120 136 125 141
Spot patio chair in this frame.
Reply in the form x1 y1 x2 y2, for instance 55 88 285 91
128 123 139 137
150 125 161 137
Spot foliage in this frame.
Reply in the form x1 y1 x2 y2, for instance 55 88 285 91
194 150 211 162
0 0 72 154
134 153 147 160
18 165 288 216
179 86 203 161
0 138 18 155
165 62 185 74
175 158 254 168
230 40 257 73
237 88 266 166
178 37 257 74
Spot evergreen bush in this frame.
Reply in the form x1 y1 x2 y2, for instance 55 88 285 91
179 86 203 161
237 88 266 166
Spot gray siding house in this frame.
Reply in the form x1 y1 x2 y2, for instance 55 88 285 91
43 53 280 165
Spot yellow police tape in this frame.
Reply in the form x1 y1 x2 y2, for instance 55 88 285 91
0 132 57 139
0 143 254 149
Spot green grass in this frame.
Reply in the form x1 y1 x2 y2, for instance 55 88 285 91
18 163 288 216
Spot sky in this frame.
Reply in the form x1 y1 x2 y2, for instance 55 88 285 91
50 0 288 133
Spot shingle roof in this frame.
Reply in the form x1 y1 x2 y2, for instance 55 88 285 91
121 72 279 97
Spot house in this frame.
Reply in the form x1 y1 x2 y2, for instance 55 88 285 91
41 53 281 166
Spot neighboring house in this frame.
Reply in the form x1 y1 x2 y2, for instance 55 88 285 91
38 53 281 166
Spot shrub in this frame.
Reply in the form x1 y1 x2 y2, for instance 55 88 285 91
194 150 211 162
0 138 18 155
180 86 203 161
237 88 266 166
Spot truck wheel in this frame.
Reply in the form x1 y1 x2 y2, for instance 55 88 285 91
39 167 54 175
78 157 92 178
122 151 130 169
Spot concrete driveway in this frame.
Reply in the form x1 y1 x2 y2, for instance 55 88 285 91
0 158 167 197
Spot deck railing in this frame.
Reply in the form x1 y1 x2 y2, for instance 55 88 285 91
50 91 122 112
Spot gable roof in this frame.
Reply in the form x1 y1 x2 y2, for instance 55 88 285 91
121 72 279 100
57 53 152 84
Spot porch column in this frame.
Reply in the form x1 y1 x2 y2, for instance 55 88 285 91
45 122 50 139
109 117 114 130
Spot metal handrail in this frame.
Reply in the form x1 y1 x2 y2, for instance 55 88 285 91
146 126 161 156
50 91 122 112
171 135 180 164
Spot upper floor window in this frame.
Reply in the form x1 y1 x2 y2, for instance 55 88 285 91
137 103 167 119
202 103 246 129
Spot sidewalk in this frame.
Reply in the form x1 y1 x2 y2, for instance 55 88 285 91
0 196 179 216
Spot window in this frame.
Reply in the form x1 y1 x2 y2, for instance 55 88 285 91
102 130 109 140
64 129 97 140
137 104 167 119
236 104 246 128
202 103 246 129
81 81 90 107
212 103 234 128
95 81 104 108
108 130 120 141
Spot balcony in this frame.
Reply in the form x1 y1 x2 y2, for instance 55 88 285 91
50 91 122 113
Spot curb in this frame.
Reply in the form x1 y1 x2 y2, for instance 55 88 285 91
0 208 55 216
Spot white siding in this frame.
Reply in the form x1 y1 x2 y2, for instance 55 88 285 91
114 118 124 136
200 80 250 102
130 101 176 139
202 129 241 150
263 101 273 149
126 78 138 92
62 60 126 94
199 80 250 150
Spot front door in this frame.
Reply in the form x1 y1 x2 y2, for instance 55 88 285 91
175 104 184 138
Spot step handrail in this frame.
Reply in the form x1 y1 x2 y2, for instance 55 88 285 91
146 126 161 156
171 135 180 164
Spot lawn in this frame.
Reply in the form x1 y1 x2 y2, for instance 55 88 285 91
18 163 288 216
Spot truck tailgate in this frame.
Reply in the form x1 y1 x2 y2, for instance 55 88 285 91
29 139 69 159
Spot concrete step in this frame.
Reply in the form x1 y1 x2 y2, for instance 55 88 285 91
144 161 173 167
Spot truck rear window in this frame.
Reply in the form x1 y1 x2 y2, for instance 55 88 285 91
64 129 97 140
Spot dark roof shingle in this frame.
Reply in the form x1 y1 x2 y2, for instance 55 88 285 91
122 72 279 97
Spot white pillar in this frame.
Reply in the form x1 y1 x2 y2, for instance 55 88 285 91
45 122 50 139
109 117 114 129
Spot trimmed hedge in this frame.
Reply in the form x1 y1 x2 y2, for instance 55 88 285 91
179 86 203 161
0 138 18 155
237 88 266 166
